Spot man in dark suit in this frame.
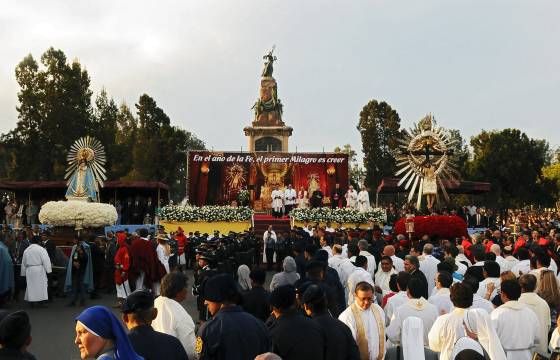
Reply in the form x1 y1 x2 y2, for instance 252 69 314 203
468 209 487 228
404 255 428 299
302 284 359 360
121 290 187 360
241 268 270 322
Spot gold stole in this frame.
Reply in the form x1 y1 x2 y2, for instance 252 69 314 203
351 303 385 360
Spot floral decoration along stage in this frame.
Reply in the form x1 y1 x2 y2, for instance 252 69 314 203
290 207 386 226
39 201 117 228
158 205 254 223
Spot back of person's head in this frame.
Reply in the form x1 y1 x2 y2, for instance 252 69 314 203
305 261 325 279
462 276 479 293
160 272 187 299
446 245 459 258
121 290 156 324
500 279 521 301
485 252 496 261
517 247 530 261
396 271 411 291
249 268 266 286
483 261 500 278
270 285 296 311
358 239 369 251
472 248 486 262
347 244 359 258
304 244 317 257
302 284 327 314
450 282 473 309
314 250 329 264
519 274 537 293
137 228 148 238
536 251 551 267
332 244 342 255
437 271 453 289
407 278 425 299
389 274 399 292
437 261 453 274
0 311 31 350
423 243 434 255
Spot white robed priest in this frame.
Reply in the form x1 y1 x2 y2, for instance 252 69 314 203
339 281 386 360
283 184 297 214
357 185 371 212
271 185 284 218
345 185 358 209
20 237 52 303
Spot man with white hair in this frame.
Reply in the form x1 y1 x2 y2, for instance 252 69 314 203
383 244 404 272
419 243 439 295
501 245 519 273
328 244 347 285
490 244 505 271
456 245 472 267
358 239 376 277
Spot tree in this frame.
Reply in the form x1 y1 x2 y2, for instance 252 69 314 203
447 129 470 178
467 129 551 208
92 89 119 179
128 94 205 200
8 48 93 180
357 100 401 190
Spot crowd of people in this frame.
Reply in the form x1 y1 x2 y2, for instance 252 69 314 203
2 205 560 359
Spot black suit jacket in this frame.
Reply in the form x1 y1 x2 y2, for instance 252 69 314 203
241 286 271 322
312 313 359 360
128 325 187 360
269 309 325 360
42 239 56 263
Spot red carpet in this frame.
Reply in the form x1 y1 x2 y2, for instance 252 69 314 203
253 214 291 238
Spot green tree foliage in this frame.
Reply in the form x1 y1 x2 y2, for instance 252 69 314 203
357 100 401 189
1 48 205 200
447 129 470 177
467 129 551 207
128 94 205 197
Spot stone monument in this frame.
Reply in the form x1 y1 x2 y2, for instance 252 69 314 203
244 47 293 152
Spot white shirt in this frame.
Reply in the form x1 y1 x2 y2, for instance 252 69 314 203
491 301 539 360
271 189 284 210
518 292 551 356
455 260 467 276
456 254 472 267
339 303 386 360
384 291 408 325
511 259 531 277
156 244 170 273
20 243 52 302
374 268 397 295
359 250 377 278
495 255 506 272
391 255 405 273
429 287 453 315
283 188 297 205
501 256 519 273
152 296 197 359
345 190 358 208
322 245 333 258
477 277 500 300
471 294 495 314
357 190 370 212
419 255 440 295
347 267 374 306
428 308 468 360
328 254 346 282
386 298 438 346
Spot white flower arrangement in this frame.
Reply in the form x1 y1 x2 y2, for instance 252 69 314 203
158 205 253 222
290 207 386 225
39 201 118 228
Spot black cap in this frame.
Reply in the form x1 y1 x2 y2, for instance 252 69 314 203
270 285 296 310
205 274 238 302
0 311 31 349
302 284 326 305
353 255 368 267
121 290 154 314
199 252 215 262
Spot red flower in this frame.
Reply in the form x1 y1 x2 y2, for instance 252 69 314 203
394 215 468 240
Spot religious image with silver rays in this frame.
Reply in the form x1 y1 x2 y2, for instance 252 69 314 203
396 114 459 210
65 136 107 202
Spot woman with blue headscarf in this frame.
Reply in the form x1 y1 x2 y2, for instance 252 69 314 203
75 306 143 360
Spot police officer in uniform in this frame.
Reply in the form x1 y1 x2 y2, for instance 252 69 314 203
193 252 218 322
196 274 271 359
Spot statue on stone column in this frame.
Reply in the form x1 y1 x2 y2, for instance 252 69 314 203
261 46 277 78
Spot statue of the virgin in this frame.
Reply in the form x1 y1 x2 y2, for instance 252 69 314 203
65 136 106 202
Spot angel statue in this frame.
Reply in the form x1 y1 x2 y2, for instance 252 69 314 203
65 136 107 202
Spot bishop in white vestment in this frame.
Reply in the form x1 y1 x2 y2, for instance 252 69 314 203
357 187 370 213
20 242 52 302
271 187 284 218
345 186 358 209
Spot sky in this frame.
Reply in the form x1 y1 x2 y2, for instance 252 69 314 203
1 0 559 158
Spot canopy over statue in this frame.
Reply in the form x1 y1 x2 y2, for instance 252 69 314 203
65 136 107 202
